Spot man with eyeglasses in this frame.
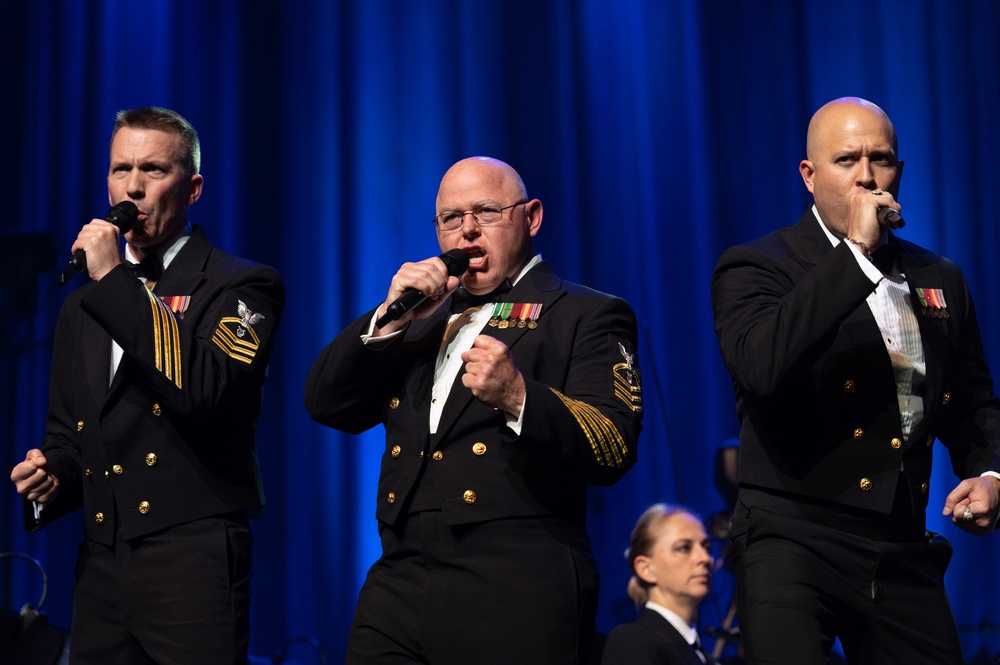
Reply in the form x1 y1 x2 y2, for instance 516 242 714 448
305 156 644 664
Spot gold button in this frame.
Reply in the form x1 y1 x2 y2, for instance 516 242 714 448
77 420 85 432
95 512 104 524
85 468 92 477
472 442 487 455
921 482 929 494
853 428 865 440
104 470 110 479
860 478 873 491
941 393 951 405
389 397 400 409
419 450 425 458
145 453 157 466
391 445 401 458
112 464 123 475
463 490 477 504
387 492 396 504
138 501 150 514
890 438 902 449
152 403 162 416
842 379 856 393
432 451 443 461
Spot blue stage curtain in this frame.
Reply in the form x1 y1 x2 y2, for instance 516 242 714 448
2 1 999 661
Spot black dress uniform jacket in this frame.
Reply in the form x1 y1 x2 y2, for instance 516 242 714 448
25 226 284 543
304 260 643 530
711 209 1000 517
601 608 706 665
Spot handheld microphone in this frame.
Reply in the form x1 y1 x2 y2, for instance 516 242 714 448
375 249 471 329
59 201 139 286
877 206 905 230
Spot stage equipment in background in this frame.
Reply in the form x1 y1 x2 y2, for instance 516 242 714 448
0 552 68 665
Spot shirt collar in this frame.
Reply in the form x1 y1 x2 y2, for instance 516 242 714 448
124 223 193 269
644 601 699 646
511 253 542 286
811 204 887 249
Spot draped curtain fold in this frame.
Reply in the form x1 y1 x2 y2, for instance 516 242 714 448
3 0 999 661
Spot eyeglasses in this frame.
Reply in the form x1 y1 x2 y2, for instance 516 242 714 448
433 200 527 232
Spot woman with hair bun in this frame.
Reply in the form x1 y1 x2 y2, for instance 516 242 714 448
600 504 716 665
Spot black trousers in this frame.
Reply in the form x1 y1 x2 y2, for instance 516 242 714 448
70 514 253 665
731 494 964 665
345 511 600 665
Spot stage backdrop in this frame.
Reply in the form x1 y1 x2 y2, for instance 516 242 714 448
2 1 999 662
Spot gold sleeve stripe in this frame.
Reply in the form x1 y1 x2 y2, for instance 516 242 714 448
144 288 182 389
549 388 628 468
212 317 261 365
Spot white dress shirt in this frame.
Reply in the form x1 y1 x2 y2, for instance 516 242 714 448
362 255 542 435
813 206 925 442
812 206 1000 488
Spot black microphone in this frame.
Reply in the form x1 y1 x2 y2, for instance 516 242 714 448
375 248 471 329
877 206 905 230
59 201 139 286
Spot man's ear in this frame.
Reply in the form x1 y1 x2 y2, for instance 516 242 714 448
188 174 204 205
799 159 816 193
525 199 543 238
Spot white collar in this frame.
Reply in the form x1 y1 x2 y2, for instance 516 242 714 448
124 223 193 269
644 601 699 646
811 204 887 248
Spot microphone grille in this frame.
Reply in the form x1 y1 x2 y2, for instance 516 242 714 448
106 201 139 233
441 248 470 277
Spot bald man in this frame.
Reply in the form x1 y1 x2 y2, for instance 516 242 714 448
711 98 1000 663
305 157 643 665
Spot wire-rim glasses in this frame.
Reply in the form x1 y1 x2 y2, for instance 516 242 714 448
433 200 527 232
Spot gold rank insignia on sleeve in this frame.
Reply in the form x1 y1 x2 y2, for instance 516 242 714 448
212 299 265 366
613 342 642 413
143 288 183 389
549 388 629 468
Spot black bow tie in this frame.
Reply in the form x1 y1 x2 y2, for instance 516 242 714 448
872 243 902 275
126 254 162 281
450 279 513 312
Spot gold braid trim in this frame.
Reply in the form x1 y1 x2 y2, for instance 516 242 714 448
145 289 182 389
212 318 261 365
549 388 628 468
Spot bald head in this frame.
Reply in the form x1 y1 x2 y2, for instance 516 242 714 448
436 157 527 208
806 97 898 161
